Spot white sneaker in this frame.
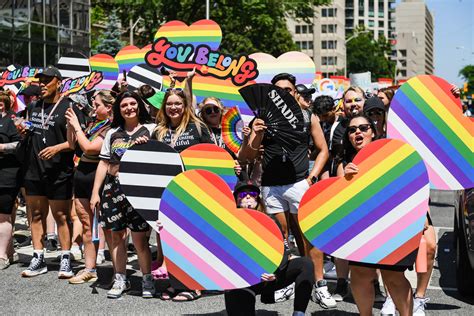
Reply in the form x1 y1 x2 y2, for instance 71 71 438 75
107 275 131 299
70 246 82 261
142 274 155 298
96 252 106 265
312 280 337 309
21 253 47 277
413 296 430 316
274 283 295 302
380 297 396 316
58 254 74 279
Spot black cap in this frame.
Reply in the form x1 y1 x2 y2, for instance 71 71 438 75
296 84 315 96
363 96 385 113
35 66 63 81
271 73 296 86
19 85 41 96
233 180 260 199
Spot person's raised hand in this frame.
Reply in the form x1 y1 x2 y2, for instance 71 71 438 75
252 119 267 134
344 162 359 176
261 273 276 282
134 135 149 145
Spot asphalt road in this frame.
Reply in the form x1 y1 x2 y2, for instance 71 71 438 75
2 190 474 315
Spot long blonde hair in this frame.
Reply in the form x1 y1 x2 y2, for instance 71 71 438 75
154 89 206 142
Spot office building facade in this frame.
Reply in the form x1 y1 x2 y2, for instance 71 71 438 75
0 0 90 68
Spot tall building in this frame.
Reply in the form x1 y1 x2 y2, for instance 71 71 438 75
0 1 91 68
394 0 434 80
345 0 396 40
287 0 346 77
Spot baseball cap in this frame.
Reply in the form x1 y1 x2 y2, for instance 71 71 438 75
35 66 63 81
363 96 385 113
296 84 315 96
233 180 260 200
271 73 296 86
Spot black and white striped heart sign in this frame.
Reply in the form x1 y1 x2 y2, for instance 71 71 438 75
118 140 184 231
127 63 163 92
57 52 91 79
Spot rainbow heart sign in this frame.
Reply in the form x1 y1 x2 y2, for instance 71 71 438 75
249 52 315 84
115 45 151 74
180 144 237 190
153 19 222 50
299 139 430 266
159 169 284 290
89 54 119 90
387 75 474 190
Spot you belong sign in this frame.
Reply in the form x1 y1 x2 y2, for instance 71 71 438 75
145 37 259 86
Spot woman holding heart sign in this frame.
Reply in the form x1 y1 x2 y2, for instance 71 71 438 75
337 114 414 316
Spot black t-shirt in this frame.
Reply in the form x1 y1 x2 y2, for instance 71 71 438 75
260 109 312 186
24 99 74 182
0 114 22 188
100 124 156 165
154 122 212 153
329 116 348 157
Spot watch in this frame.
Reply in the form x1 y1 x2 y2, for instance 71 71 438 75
310 176 318 184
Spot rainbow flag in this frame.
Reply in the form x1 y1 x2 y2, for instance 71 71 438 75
387 75 474 190
221 107 243 154
180 143 237 190
89 54 119 90
159 169 284 290
299 139 430 265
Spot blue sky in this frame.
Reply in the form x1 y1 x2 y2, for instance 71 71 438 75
423 0 473 86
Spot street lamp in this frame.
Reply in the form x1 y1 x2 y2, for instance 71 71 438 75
344 29 370 77
129 17 143 46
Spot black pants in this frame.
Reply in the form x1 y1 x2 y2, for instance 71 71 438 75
225 257 314 315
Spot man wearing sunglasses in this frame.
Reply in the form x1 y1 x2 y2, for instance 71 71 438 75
243 73 334 309
21 66 75 279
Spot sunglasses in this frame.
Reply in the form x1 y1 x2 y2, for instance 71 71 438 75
237 191 259 199
348 124 371 134
165 88 183 92
367 109 385 117
203 105 221 115
38 76 56 85
344 97 363 104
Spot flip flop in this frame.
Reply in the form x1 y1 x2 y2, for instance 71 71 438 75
172 290 201 302
160 287 175 301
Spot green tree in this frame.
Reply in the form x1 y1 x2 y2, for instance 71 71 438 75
346 27 395 81
92 0 330 56
459 65 474 96
92 10 124 56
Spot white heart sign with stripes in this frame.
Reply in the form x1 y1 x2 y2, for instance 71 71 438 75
57 52 91 79
118 140 184 232
127 63 163 92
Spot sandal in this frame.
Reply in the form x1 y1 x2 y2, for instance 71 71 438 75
172 290 201 302
160 287 175 301
152 267 169 280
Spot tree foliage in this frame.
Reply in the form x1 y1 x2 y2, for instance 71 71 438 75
91 0 330 56
346 27 395 81
459 65 474 95
92 10 124 56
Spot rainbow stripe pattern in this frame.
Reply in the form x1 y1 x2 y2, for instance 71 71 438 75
159 169 284 290
115 45 148 74
180 144 237 190
298 139 430 265
161 75 255 121
221 107 244 154
250 52 315 84
89 54 119 90
154 19 222 50
387 75 474 190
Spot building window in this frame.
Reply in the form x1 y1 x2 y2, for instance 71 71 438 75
359 19 365 26
368 20 375 27
302 25 308 34
309 25 313 33
322 24 337 33
346 19 354 28
308 41 314 49
322 56 337 66
302 41 308 49
322 8 327 17
296 25 301 34
296 41 301 49
322 40 337 49
322 25 327 33
378 20 384 27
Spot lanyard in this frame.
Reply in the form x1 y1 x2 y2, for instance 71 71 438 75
40 95 64 144
211 129 223 147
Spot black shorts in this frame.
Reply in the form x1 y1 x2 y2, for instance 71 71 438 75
0 187 20 214
74 162 98 199
24 176 73 200
349 261 412 272
99 175 149 232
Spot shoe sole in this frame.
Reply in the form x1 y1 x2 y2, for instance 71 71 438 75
58 272 74 279
69 277 98 284
142 293 155 299
21 268 48 277
313 296 337 309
